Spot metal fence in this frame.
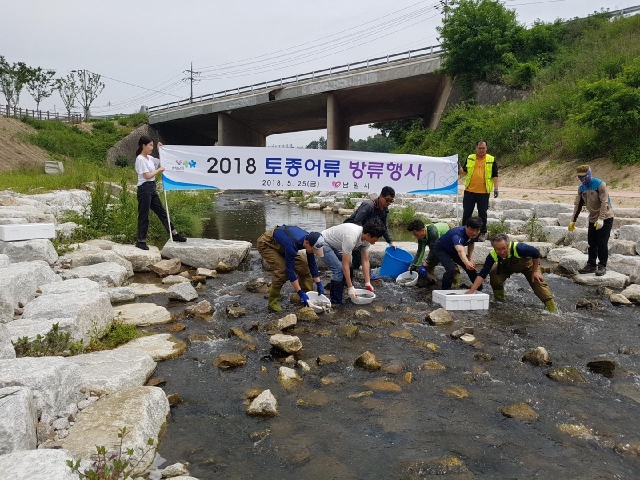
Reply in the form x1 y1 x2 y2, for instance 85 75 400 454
1 104 83 124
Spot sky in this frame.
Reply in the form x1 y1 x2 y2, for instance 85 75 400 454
1 0 635 146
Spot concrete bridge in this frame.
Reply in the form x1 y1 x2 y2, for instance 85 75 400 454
148 46 453 149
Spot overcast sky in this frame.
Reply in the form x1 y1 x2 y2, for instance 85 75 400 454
1 0 634 145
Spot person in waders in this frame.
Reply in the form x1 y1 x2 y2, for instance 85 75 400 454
406 218 457 287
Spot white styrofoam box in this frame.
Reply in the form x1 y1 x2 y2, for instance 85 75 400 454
0 223 56 241
433 289 489 311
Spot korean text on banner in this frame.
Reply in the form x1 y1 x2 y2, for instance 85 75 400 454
160 146 458 195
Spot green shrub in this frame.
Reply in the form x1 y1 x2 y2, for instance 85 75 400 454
12 323 83 357
520 215 548 242
387 205 428 227
87 322 139 351
487 219 510 239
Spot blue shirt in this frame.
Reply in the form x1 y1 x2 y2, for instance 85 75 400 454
272 226 319 283
478 243 541 278
434 226 477 257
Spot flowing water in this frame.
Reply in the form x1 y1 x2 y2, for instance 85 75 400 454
144 192 640 479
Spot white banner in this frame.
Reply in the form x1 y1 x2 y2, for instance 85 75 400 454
160 146 458 195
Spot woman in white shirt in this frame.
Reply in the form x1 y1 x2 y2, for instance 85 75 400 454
135 135 187 250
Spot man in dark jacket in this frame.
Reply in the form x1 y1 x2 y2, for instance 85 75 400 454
431 216 482 290
257 225 325 312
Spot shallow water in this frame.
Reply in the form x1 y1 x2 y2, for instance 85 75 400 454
148 192 640 479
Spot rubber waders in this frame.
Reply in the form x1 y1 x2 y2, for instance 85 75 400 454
330 280 344 305
268 287 283 312
544 299 558 313
493 289 505 301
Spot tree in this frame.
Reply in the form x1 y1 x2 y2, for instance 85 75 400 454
56 74 79 118
25 67 56 111
306 136 327 149
370 119 421 145
0 56 34 109
75 70 105 121
350 134 396 153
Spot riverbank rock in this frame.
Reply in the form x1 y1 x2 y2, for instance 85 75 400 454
61 247 134 278
40 277 99 295
167 282 198 301
185 300 214 317
354 351 381 371
162 275 189 285
546 367 588 384
60 386 169 475
609 293 632 306
621 284 640 303
266 313 297 331
247 389 278 416
296 307 319 321
61 262 129 287
586 358 616 378
0 356 82 417
66 349 156 395
213 353 247 369
161 238 251 270
106 286 136 303
522 347 552 366
269 334 302 353
246 278 269 293
278 366 302 390
196 267 216 277
150 258 182 277
0 325 14 359
114 303 172 326
425 308 453 326
573 270 629 288
0 238 58 265
119 334 187 361
129 283 167 296
111 244 161 272
500 402 539 420
0 449 78 480
0 386 37 453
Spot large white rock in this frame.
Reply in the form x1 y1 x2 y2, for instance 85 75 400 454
0 449 79 480
66 349 156 395
493 199 535 210
558 253 589 275
166 282 198 302
0 206 56 224
19 291 113 343
246 389 278 416
367 241 417 268
0 357 82 417
0 254 9 268
501 209 533 221
0 239 58 265
61 248 134 278
61 262 129 287
573 270 629 288
608 254 640 284
608 240 638 256
105 286 136 303
114 303 172 326
621 284 640 302
558 213 588 228
470 242 493 265
39 278 100 295
0 386 37 454
547 247 583 264
542 226 567 245
129 283 167 296
84 239 117 250
565 228 588 246
161 238 252 270
0 261 60 324
614 208 640 219
618 226 640 242
527 242 554 258
119 334 187 361
533 202 573 218
111 244 162 272
28 190 91 216
269 334 302 353
60 386 169 474
0 325 14 359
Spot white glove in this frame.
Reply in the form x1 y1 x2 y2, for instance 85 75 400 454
595 219 604 230
347 286 357 299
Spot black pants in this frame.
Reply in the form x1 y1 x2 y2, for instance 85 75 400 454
461 191 490 234
137 182 174 242
433 244 478 290
587 217 613 266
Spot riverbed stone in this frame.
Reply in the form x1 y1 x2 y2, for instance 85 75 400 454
317 354 339 365
61 262 129 287
620 284 640 303
0 449 79 480
546 367 587 384
114 303 172 326
40 277 100 295
119 334 187 361
160 463 190 477
354 351 381 371
0 386 37 453
213 353 246 369
269 334 302 353
425 308 453 326
398 456 471 478
297 307 319 321
185 300 214 317
196 267 216 278
129 282 167 296
278 366 302 390
246 278 269 293
614 383 640 404
586 358 616 378
60 386 169 474
150 258 182 277
0 238 58 265
61 248 134 278
522 347 552 366
167 282 198 302
0 356 82 417
247 389 278 416
420 360 446 370
0 260 60 323
610 293 632 306
106 286 136 303
500 402 539 420
444 385 469 399
556 423 592 437
66 349 156 395
161 238 251 270
111 244 161 272
363 380 402 392
573 270 628 288
336 325 359 338
390 329 413 340
266 313 297 331
162 274 189 284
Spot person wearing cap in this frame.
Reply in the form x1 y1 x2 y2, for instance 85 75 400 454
465 234 557 312
319 217 387 305
257 225 326 312
406 218 455 286
569 165 614 276
459 141 499 242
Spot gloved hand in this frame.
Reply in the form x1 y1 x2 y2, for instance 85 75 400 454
347 286 357 299
364 282 374 293
595 219 604 230
409 265 417 273
418 266 428 277
316 281 325 295
390 243 397 250
494 189 499 198
297 290 309 306
568 222 576 232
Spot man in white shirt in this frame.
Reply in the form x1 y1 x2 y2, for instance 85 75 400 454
319 217 387 305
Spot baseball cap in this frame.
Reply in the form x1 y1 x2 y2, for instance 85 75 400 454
306 232 325 257
576 164 590 176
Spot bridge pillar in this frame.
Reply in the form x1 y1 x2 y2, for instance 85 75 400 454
428 76 454 130
217 113 266 147
327 93 350 150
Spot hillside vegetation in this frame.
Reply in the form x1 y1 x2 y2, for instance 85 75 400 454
396 8 640 166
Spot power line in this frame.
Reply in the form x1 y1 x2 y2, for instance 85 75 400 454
183 62 201 103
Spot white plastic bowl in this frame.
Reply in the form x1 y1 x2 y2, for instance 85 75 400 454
305 291 331 313
351 288 376 305
396 271 418 287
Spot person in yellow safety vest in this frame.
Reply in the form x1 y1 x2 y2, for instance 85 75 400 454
458 140 499 242
465 233 557 312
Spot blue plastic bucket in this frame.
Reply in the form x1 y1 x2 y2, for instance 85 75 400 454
379 246 413 278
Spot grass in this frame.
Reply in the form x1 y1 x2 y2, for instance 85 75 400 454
387 205 429 227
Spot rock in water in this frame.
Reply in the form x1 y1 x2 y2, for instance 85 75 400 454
354 351 381 371
212 353 247 369
522 347 552 366
586 358 616 378
500 402 539 420
247 389 278 416
296 307 319 321
546 367 587 384
278 367 302 390
425 308 453 325
269 334 302 353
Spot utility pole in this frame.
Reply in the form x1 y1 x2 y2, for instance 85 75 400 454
183 62 201 103
440 0 449 21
